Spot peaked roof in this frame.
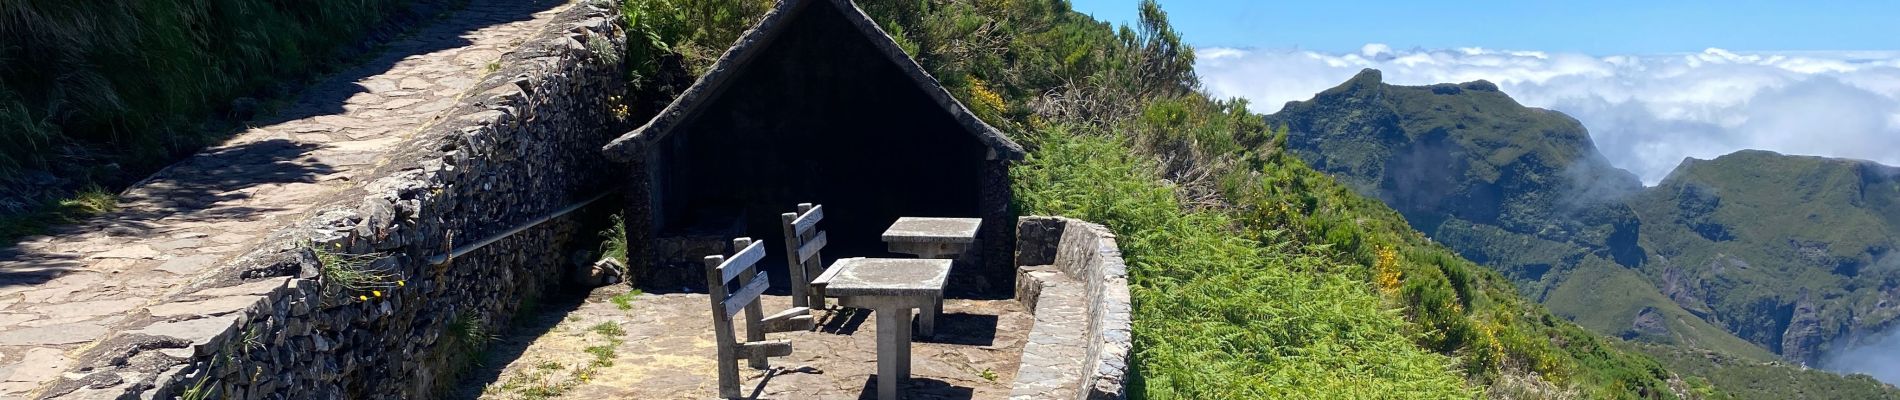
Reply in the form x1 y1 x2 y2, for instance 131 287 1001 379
601 0 1025 161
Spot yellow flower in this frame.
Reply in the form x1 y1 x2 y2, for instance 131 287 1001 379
397 280 407 287
1374 246 1402 295
372 290 383 297
966 77 1007 118
358 295 369 301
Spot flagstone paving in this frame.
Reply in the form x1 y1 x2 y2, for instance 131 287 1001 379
461 289 1031 400
0 0 573 397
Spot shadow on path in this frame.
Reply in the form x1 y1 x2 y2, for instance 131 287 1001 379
0 138 334 289
445 288 591 400
917 313 998 346
0 0 558 253
93 139 335 230
245 0 556 129
819 307 871 336
855 376 975 400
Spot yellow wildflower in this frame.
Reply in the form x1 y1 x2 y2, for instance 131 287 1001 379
1374 246 1402 295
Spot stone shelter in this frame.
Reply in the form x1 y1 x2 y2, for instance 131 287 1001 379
601 0 1024 292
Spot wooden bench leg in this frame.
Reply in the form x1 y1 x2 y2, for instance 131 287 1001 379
810 275 829 310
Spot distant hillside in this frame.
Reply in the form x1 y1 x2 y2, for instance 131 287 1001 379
1270 69 1647 278
1630 150 1900 363
1266 68 1900 396
1266 69 1759 356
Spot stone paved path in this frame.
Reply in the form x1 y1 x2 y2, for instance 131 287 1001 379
460 289 1030 400
0 0 572 397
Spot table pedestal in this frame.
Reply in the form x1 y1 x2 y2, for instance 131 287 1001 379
857 295 935 400
821 258 951 400
876 303 912 400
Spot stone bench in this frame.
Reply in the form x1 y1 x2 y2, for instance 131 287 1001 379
1009 216 1132 400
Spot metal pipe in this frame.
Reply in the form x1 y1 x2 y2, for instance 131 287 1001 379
426 191 615 265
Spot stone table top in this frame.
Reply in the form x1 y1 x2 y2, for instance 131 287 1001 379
881 217 982 244
823 258 952 298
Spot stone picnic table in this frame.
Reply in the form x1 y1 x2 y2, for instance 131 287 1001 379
819 257 952 400
878 217 980 339
881 217 982 258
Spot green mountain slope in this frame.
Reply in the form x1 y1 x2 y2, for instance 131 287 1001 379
1271 69 1647 271
1266 69 1763 358
1630 150 1900 363
1262 68 1900 396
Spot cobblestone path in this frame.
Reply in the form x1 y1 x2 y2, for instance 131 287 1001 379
0 0 573 397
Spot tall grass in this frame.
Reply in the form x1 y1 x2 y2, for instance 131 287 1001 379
0 0 409 177
1014 128 1473 398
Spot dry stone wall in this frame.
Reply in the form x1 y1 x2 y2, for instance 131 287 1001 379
36 3 630 399
1010 216 1132 400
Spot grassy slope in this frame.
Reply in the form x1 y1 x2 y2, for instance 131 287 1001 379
1543 259 1777 361
1015 130 1471 398
1015 118 1691 398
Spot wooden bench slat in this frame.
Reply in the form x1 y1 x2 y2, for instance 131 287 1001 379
763 307 815 333
791 205 824 237
734 339 794 359
718 241 766 284
796 231 827 263
724 271 770 316
765 306 810 321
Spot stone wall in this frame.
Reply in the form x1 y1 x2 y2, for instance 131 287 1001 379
36 3 629 399
1010 216 1132 400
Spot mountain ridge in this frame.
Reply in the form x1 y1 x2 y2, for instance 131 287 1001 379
1267 67 1900 393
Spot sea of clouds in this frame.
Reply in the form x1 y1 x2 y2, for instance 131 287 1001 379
1195 44 1900 185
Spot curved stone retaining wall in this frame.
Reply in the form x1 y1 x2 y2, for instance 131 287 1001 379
1010 216 1132 400
37 3 629 399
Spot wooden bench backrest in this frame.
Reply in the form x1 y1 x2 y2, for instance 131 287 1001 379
780 203 828 308
702 237 786 398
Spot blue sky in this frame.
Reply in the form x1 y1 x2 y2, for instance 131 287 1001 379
1069 0 1900 54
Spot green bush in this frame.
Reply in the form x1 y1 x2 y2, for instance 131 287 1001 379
1014 128 1471 398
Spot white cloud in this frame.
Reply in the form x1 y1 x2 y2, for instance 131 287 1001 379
1196 44 1900 184
1823 301 1900 384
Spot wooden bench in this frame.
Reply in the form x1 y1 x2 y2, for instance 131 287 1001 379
780 203 829 309
703 237 813 398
